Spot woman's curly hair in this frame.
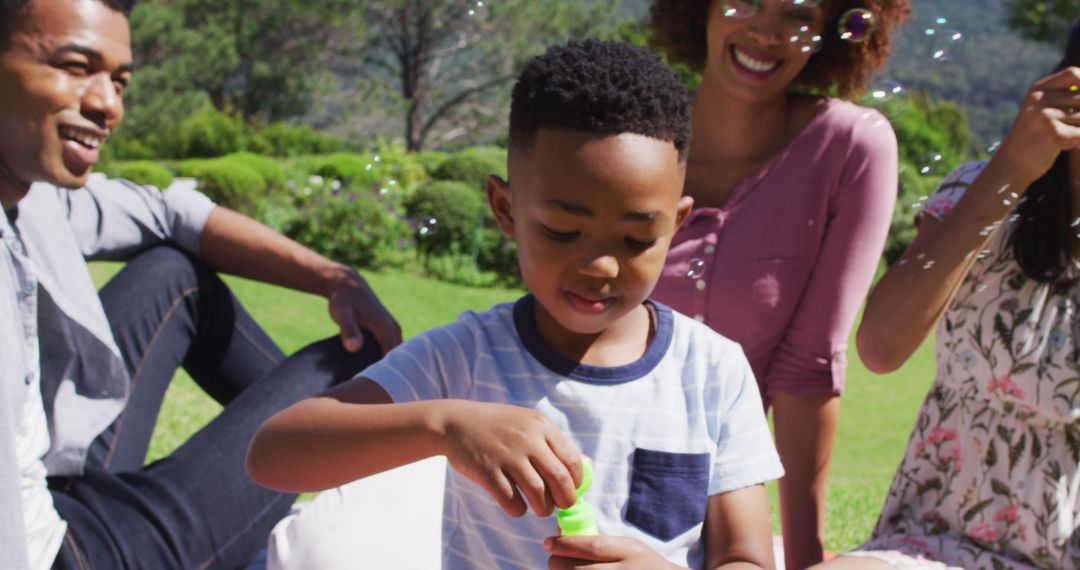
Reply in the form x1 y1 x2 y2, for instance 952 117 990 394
649 0 911 99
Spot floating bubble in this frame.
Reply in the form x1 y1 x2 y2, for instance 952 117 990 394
789 25 823 53
467 0 486 18
695 279 707 291
373 154 381 163
838 8 875 43
919 152 943 175
867 79 906 104
720 0 761 19
923 261 936 269
987 140 1001 154
418 216 438 238
930 29 963 62
782 0 821 6
687 258 706 280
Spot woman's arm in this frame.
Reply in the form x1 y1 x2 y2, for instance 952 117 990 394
857 67 1080 374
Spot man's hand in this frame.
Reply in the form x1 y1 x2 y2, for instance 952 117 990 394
438 401 582 518
545 535 679 569
326 266 402 355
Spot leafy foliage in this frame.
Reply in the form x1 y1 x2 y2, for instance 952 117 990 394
102 161 176 190
431 147 507 190
348 0 620 150
179 159 267 218
1005 0 1080 45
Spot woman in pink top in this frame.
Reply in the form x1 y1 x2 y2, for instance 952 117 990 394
648 1 909 567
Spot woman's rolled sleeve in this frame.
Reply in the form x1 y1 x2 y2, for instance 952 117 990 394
763 115 897 397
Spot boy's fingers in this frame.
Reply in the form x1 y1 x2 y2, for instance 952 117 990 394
531 452 576 510
483 469 526 517
1033 66 1080 91
547 556 618 570
507 462 553 516
544 535 622 562
546 432 583 488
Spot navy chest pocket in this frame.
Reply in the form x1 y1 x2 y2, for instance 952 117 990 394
624 449 710 540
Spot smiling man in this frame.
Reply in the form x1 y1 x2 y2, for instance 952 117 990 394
0 0 402 568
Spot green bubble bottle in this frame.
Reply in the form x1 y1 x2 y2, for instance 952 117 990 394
557 458 598 536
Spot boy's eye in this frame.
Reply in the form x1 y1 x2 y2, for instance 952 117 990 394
625 237 657 252
542 225 579 242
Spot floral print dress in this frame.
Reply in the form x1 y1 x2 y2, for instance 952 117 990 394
854 161 1080 569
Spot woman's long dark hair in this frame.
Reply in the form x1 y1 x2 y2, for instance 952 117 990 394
1009 18 1080 285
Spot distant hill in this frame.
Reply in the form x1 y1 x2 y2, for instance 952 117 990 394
616 0 1059 150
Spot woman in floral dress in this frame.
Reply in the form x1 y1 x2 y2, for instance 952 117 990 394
816 18 1080 570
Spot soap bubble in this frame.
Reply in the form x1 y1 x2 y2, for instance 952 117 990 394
986 141 1001 154
868 79 906 104
687 258 706 280
930 29 963 62
919 152 943 175
789 25 823 53
720 0 761 19
838 8 875 43
467 0 486 18
418 216 438 238
782 0 821 6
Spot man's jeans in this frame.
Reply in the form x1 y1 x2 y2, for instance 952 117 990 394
48 246 381 569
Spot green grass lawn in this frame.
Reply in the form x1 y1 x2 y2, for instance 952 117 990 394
88 262 935 554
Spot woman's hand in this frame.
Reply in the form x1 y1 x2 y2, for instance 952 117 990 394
995 66 1080 186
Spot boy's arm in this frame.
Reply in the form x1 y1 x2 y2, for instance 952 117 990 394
544 484 774 570
245 377 583 516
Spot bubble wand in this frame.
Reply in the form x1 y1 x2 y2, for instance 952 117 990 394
556 458 598 536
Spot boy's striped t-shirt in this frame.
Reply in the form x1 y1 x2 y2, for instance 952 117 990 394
363 295 783 569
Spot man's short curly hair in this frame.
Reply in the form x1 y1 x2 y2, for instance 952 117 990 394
1 0 137 50
649 0 911 99
509 39 692 159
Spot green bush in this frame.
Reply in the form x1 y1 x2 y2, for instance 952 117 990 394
431 147 506 190
249 123 343 157
415 151 450 176
406 181 486 257
222 152 287 190
104 160 175 190
283 184 413 270
315 153 384 185
178 109 247 158
425 252 499 288
181 159 266 217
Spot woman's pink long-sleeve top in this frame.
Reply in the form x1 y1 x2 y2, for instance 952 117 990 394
652 99 898 407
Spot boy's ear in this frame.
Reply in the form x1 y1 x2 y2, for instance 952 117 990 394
675 195 694 228
486 174 514 238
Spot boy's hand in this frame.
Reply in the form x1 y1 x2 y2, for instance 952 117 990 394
439 401 582 517
544 535 680 569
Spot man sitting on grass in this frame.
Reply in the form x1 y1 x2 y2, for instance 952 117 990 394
0 0 400 568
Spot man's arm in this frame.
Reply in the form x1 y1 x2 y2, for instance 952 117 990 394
199 207 400 353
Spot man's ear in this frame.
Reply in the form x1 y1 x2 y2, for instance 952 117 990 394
674 195 694 228
486 174 514 238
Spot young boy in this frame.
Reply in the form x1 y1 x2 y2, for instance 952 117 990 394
247 39 783 569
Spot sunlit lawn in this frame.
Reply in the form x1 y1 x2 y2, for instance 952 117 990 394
88 262 934 554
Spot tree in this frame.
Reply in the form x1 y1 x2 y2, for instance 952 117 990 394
347 0 618 151
127 0 362 124
1005 0 1080 46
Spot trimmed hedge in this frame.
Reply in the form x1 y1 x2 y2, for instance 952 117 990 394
431 147 507 190
406 181 486 257
180 159 266 218
104 160 175 190
222 152 287 190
